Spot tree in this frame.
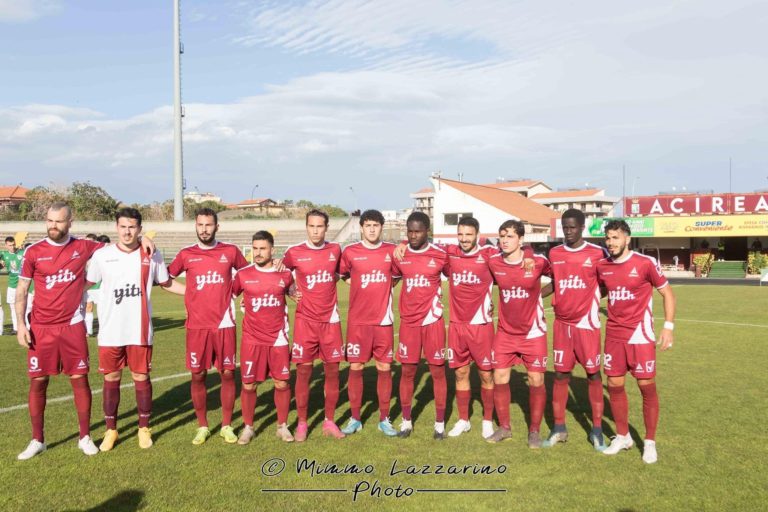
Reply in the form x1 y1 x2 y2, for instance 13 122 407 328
69 182 119 220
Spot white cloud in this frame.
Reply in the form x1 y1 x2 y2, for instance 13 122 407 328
1 0 766 205
0 0 60 23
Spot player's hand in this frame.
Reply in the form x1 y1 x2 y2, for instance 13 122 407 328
522 257 535 271
393 242 407 261
273 258 286 272
291 290 302 302
17 325 32 349
657 329 674 351
140 236 156 256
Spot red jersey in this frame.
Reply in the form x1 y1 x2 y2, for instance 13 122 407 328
339 241 395 326
596 251 669 344
489 253 551 338
391 243 448 327
20 237 103 326
232 265 293 346
167 241 249 329
547 242 609 329
282 241 342 323
444 245 496 325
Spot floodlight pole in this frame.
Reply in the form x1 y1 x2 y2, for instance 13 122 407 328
173 0 184 221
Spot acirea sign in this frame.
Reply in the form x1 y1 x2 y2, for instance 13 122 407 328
625 194 768 216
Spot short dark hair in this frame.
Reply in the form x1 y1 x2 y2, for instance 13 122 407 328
561 208 585 226
252 230 274 246
498 219 525 238
115 207 142 225
49 201 72 219
359 209 385 226
604 219 631 236
406 211 430 230
4 236 15 244
195 207 218 224
96 234 111 243
85 233 97 240
306 209 329 226
457 216 480 232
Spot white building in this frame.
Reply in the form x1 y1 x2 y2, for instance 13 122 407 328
429 178 561 244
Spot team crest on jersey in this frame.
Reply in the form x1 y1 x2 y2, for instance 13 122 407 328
583 257 592 267
428 258 436 267
219 254 229 263
77 359 88 369
533 358 541 367
278 279 286 288
71 251 80 259
385 254 391 262
329 253 336 262
434 351 442 359
586 358 595 368
224 356 232 365
635 363 644 373
332 349 340 357
629 267 639 278
482 357 490 365
281 366 289 374
476 255 485 263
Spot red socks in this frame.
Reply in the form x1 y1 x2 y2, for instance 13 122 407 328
481 386 494 421
241 387 256 427
493 384 511 429
608 384 629 436
639 382 659 440
456 389 471 421
588 376 604 429
134 379 152 429
323 362 340 421
70 376 92 438
347 368 363 421
552 375 570 426
428 364 447 423
274 386 291 425
190 372 208 427
29 379 48 443
102 380 121 430
399 364 418 420
220 371 235 426
377 369 392 421
529 384 546 433
295 364 312 423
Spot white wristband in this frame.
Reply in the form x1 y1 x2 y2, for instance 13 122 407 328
663 321 674 331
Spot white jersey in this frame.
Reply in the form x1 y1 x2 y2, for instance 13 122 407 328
86 245 170 347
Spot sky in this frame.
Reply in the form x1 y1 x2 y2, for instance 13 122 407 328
1 0 767 210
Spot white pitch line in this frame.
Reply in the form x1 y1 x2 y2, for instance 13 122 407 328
653 316 767 329
0 371 191 415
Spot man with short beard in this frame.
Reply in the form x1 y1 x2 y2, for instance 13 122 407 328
168 208 249 445
15 202 154 460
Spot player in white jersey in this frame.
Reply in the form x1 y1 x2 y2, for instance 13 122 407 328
86 208 185 451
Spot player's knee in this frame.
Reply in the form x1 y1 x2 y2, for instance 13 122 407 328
528 372 544 387
350 362 365 371
555 371 571 381
131 372 148 382
243 382 257 391
191 371 207 381
479 370 493 386
637 378 655 387
274 380 288 390
375 361 391 372
104 372 121 382
587 372 601 381
607 376 624 387
454 365 470 380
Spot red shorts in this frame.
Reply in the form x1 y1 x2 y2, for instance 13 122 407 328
27 322 89 377
98 346 153 374
396 321 446 365
345 324 394 363
492 330 547 372
552 319 602 374
240 343 291 383
186 328 237 372
292 316 344 364
604 339 656 379
447 322 494 370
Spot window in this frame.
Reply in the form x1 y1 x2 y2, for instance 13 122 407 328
444 212 473 226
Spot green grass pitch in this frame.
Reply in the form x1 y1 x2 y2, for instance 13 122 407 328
0 280 766 511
